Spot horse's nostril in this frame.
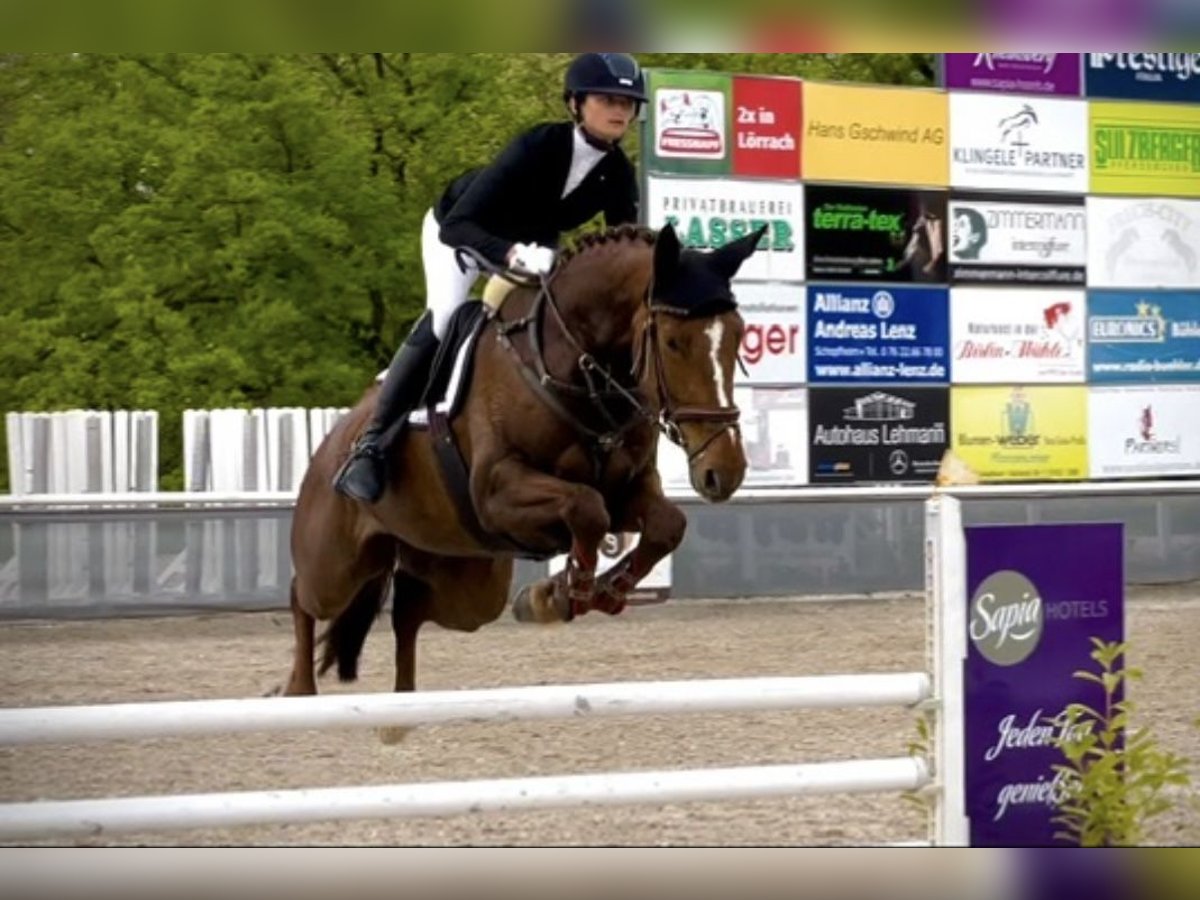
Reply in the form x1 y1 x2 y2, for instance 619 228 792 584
703 468 721 496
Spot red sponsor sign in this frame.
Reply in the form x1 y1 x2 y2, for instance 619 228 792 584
732 75 802 179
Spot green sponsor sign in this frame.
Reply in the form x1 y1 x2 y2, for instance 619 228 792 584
642 69 732 177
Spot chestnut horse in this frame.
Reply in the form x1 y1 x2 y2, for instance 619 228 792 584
281 222 764 726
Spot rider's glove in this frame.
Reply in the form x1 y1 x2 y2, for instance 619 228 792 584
508 243 556 276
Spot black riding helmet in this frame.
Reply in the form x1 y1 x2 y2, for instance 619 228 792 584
563 52 647 108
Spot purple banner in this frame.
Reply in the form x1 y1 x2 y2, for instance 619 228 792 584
964 522 1124 846
941 54 1082 97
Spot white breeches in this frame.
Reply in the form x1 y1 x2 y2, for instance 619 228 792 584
422 207 481 341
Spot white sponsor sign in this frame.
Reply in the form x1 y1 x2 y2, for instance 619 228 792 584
950 93 1089 192
735 283 806 386
951 288 1086 383
646 176 805 281
1089 385 1200 478
1086 196 1200 288
949 197 1086 284
657 386 808 488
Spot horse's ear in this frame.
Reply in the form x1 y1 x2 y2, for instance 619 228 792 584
654 222 682 288
710 225 767 281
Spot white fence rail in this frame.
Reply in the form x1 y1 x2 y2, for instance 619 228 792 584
0 674 931 746
0 758 931 842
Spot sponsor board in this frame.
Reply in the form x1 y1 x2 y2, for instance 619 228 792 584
805 184 948 284
1087 290 1200 383
645 69 732 176
809 386 948 484
549 532 671 603
657 387 809 488
951 385 1088 481
807 285 949 384
1085 52 1200 103
732 75 802 179
1091 101 1200 197
737 283 806 385
964 521 1123 845
1086 196 1200 289
940 53 1082 96
646 176 804 281
950 288 1087 384
1089 384 1200 478
803 82 948 186
950 93 1089 193
950 194 1086 285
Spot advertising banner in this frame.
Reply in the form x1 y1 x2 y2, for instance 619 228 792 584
802 82 948 186
658 387 809 488
1089 385 1200 479
964 521 1123 845
950 194 1086 286
1091 101 1200 197
1087 290 1200 383
950 288 1087 384
1086 196 1200 289
1084 52 1200 103
549 533 671 603
805 184 948 284
646 176 804 281
645 69 732 176
737 283 806 386
809 386 949 484
951 385 1088 482
950 93 1089 193
731 75 802 180
807 285 949 384
941 53 1082 96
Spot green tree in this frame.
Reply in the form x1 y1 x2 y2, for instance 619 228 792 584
1 53 932 491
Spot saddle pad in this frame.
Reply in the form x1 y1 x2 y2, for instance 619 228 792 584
377 302 488 428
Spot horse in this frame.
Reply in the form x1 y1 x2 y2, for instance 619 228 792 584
280 222 765 732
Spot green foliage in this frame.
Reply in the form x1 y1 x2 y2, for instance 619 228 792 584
1049 638 1192 847
0 53 932 491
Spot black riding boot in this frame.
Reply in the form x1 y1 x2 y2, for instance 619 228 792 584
333 312 440 503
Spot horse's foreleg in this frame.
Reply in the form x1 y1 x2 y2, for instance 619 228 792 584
478 458 610 622
592 477 688 615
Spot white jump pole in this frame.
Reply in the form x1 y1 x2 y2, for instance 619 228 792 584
0 757 931 842
0 674 932 746
926 494 969 847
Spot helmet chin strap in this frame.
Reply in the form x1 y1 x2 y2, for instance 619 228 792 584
578 123 617 152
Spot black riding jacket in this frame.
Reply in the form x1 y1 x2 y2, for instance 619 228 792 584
434 121 639 268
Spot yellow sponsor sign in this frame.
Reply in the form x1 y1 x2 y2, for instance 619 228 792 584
1091 101 1200 197
951 386 1088 482
803 82 949 186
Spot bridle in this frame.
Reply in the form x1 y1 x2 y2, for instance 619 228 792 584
459 248 741 465
633 284 743 463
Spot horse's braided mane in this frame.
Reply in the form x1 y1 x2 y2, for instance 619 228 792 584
555 223 657 270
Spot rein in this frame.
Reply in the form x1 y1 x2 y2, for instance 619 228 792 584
456 246 741 465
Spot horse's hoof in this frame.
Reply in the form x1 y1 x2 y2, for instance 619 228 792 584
377 725 413 746
512 580 570 624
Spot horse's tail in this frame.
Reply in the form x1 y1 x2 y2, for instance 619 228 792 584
316 573 391 683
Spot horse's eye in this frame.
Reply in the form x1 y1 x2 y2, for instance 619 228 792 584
665 337 681 352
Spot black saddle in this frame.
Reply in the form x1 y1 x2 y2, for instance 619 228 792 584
414 300 490 425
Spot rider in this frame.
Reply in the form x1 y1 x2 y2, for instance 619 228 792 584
333 52 647 504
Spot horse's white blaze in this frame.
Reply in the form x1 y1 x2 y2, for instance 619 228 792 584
704 320 729 408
